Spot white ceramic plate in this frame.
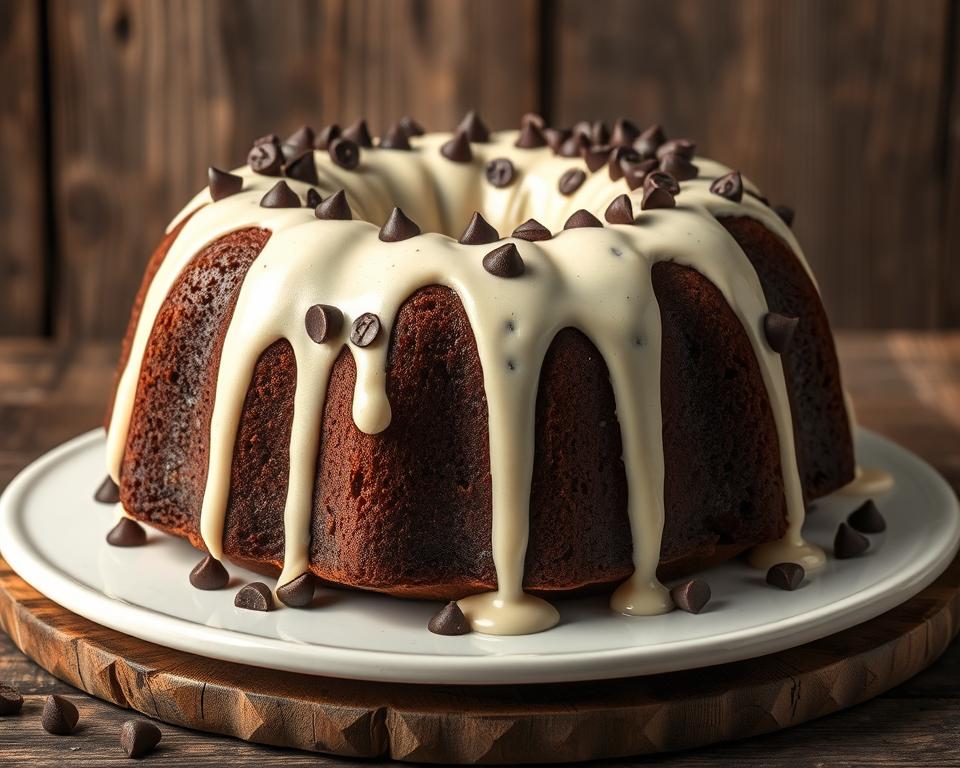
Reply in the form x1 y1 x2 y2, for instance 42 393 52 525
0 429 957 685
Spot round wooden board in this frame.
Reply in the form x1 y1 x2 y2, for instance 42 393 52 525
0 555 958 765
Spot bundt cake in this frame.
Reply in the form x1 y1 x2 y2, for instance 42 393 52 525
98 112 858 635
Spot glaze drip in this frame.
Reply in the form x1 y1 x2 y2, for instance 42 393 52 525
107 130 827 634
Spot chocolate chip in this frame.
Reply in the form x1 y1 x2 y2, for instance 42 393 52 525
641 185 676 211
645 170 680 196
284 151 319 185
635 123 667 158
350 312 382 347
440 130 472 163
559 133 590 158
247 138 283 176
521 112 546 130
564 209 603 229
399 115 425 136
834 522 870 559
328 137 360 170
41 695 78 735
305 188 322 209
604 194 634 224
342 118 373 148
583 145 611 173
459 212 499 245
608 146 640 181
379 207 420 241
428 601 471 635
848 499 886 534
485 157 516 188
659 152 699 181
766 562 805 591
235 582 273 611
120 719 162 758
558 168 586 195
515 121 547 149
95 476 120 504
276 573 316 608
305 304 343 344
207 167 243 201
774 204 795 227
315 189 352 220
259 180 302 208
590 120 610 145
656 138 696 160
106 518 146 547
610 118 641 147
624 158 659 191
0 683 23 716
710 171 743 203
189 555 229 590
314 124 341 150
764 312 799 353
512 218 552 241
379 123 411 150
457 110 489 142
670 579 711 613
571 120 592 140
482 243 524 278
544 127 570 153
282 125 315 159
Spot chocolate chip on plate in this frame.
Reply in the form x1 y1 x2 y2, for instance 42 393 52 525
428 601 471 635
834 522 870 559
670 579 711 614
766 562 805 591
234 582 274 612
106 518 147 547
189 555 229 590
276 573 316 608
94 476 120 504
848 499 886 534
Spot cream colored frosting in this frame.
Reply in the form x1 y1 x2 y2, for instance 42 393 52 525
107 129 828 634
839 388 895 495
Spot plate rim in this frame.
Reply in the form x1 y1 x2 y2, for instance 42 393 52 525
1 427 958 685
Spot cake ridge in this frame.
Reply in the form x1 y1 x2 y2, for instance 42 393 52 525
109 127 835 634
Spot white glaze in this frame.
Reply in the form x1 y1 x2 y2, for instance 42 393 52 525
109 129 827 635
839 388 895 496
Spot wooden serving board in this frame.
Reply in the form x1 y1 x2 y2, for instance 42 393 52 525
0 555 958 765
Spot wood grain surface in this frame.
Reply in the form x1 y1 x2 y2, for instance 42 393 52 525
0 332 959 766
2 0 960 338
0 0 47 335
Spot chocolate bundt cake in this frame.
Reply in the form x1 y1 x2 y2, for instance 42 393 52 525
100 113 856 635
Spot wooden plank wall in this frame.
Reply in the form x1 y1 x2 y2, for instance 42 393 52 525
1 0 958 338
0 1 47 335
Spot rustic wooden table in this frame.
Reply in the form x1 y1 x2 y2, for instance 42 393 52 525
0 333 958 766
